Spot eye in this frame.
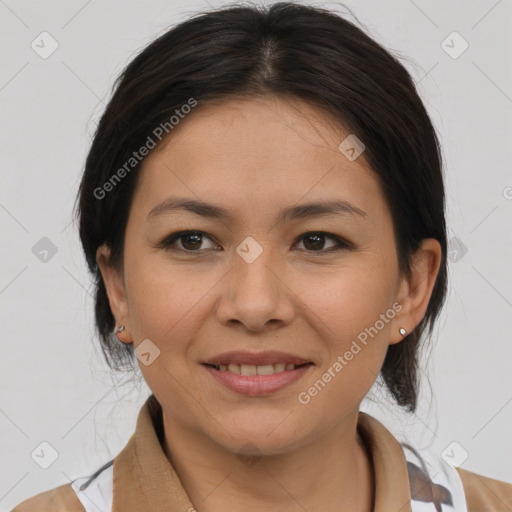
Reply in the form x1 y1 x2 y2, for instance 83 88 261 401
159 231 220 252
158 230 350 254
294 232 349 252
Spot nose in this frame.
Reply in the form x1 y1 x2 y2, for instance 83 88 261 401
215 242 295 332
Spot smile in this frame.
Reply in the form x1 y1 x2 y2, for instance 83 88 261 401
201 349 314 395
204 362 310 375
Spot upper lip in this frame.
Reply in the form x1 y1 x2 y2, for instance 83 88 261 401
203 350 312 366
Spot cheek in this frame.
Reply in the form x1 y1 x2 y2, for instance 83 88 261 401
125 254 213 346
124 257 214 407
293 259 397 401
294 268 395 416
296 261 396 343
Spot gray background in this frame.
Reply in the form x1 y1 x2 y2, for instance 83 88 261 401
1 0 511 508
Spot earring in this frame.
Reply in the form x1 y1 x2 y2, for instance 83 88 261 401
399 327 407 336
116 325 125 333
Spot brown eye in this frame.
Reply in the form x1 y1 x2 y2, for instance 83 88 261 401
160 231 218 252
181 233 203 250
158 230 349 255
295 232 349 252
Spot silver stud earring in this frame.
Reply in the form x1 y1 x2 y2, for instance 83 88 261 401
399 327 407 336
116 325 125 333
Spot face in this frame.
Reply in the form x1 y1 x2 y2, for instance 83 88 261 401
99 96 439 455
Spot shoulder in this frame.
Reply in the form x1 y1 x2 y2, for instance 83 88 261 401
400 441 512 511
457 467 512 511
10 483 86 512
11 459 114 512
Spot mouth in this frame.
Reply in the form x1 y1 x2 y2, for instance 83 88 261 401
202 362 313 375
200 351 314 396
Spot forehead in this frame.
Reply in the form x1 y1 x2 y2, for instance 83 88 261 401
153 95 362 167
131 96 388 225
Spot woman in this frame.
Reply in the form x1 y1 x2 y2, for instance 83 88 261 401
12 2 512 511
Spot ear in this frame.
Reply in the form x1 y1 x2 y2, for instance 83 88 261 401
96 244 132 344
389 238 442 345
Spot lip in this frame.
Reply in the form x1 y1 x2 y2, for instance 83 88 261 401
203 350 312 366
202 362 313 396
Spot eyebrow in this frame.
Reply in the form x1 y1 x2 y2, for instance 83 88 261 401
146 196 367 224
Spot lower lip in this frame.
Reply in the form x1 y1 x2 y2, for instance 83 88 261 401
202 364 313 396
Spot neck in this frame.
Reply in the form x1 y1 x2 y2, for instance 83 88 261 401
161 410 375 512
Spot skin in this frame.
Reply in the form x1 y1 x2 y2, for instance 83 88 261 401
98 96 442 512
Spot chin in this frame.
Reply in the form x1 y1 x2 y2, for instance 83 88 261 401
207 411 309 455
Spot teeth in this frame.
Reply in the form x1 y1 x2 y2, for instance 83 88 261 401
273 363 286 373
228 363 241 374
241 364 257 376
214 362 303 375
256 364 274 375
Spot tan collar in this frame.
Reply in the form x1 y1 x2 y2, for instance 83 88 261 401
112 396 412 512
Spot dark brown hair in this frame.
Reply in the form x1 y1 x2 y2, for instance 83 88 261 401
75 1 447 413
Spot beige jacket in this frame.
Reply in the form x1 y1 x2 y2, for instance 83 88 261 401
11 395 512 511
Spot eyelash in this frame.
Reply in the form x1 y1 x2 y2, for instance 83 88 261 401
157 230 351 254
